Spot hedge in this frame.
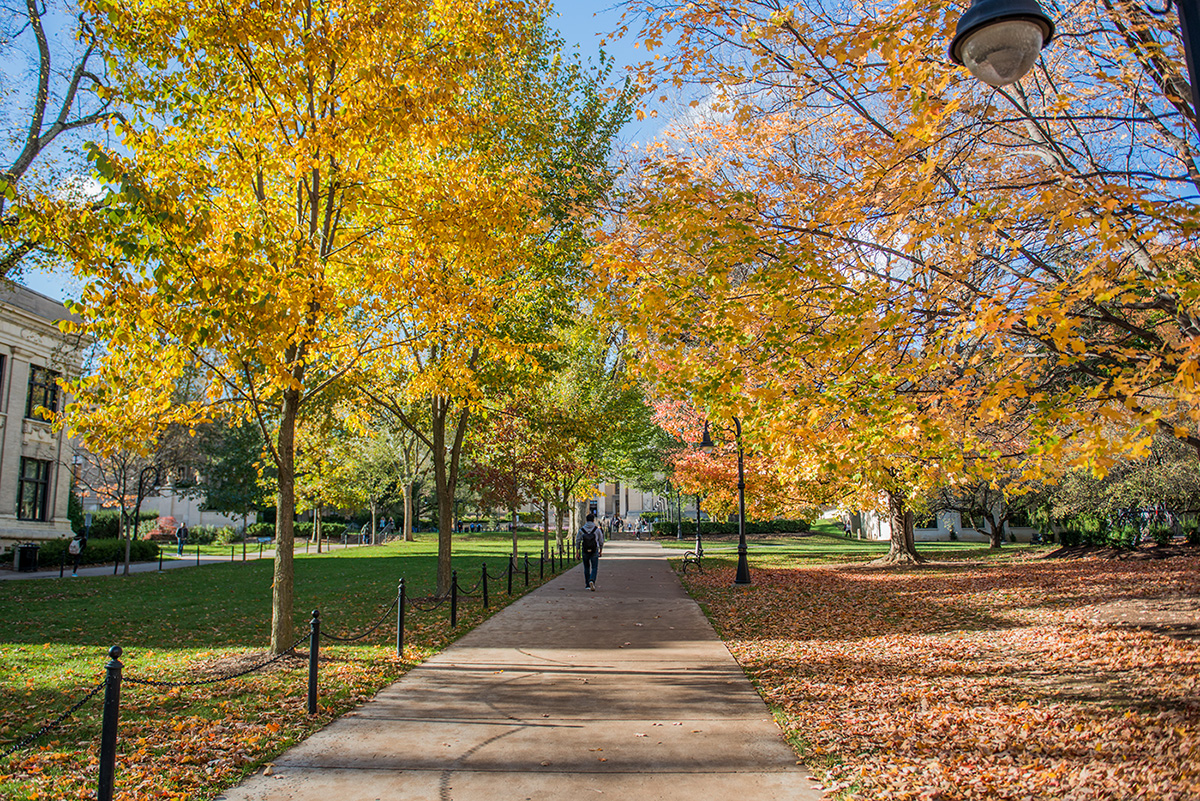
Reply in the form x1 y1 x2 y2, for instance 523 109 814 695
5 537 160 567
651 519 811 538
83 510 159 540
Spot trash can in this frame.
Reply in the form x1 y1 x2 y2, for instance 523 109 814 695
17 543 40 572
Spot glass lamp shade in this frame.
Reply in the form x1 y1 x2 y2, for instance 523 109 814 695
959 19 1045 86
949 0 1055 87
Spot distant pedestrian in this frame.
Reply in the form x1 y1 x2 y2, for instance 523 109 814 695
68 534 86 576
576 513 604 591
176 523 189 556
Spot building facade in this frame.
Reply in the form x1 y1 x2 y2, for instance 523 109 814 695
0 283 83 555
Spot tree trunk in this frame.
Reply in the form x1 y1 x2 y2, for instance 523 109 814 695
432 396 466 596
872 488 924 565
122 506 133 576
988 513 1005 550
370 500 378 546
510 500 518 557
403 480 414 541
315 506 322 553
270 387 300 654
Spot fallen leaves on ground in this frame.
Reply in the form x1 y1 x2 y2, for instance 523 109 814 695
683 555 1200 800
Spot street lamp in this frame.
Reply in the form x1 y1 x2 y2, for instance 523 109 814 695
731 417 750 585
700 419 750 585
697 422 716 559
948 0 1055 87
950 0 1200 140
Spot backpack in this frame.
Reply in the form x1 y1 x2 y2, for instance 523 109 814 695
68 539 81 556
580 526 598 554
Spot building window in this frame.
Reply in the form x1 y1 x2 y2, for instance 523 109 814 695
25 365 60 419
17 457 52 521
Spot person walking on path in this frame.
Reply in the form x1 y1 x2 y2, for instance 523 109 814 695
576 512 604 590
176 522 189 556
68 533 86 576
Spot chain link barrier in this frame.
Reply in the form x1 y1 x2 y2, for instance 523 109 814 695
319 597 400 643
123 631 311 689
405 594 452 613
3 545 574 789
0 679 105 761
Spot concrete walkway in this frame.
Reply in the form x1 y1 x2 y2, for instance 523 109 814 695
217 541 822 801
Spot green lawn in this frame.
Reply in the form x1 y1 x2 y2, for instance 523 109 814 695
657 519 1051 567
0 531 572 800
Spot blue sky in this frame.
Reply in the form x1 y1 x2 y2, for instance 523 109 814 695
22 1 653 302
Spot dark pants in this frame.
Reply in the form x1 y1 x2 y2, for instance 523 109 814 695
582 549 599 586
72 553 82 574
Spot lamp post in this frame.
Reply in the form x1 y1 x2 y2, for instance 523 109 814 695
732 418 750 585
700 419 750 585
699 422 718 558
949 0 1200 140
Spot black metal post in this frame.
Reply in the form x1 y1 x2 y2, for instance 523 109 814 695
60 548 66 578
158 548 163 571
113 553 119 575
259 542 264 559
734 417 751 585
243 540 246 562
507 555 514 594
696 494 703 558
231 546 235 562
523 554 529 587
482 563 489 608
396 579 406 658
539 554 544 580
97 645 123 801
195 545 200 567
307 610 320 715
450 570 458 627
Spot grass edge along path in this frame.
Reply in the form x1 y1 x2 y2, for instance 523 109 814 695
673 533 1200 801
0 532 575 801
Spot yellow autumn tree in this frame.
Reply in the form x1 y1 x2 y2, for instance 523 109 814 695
43 0 568 652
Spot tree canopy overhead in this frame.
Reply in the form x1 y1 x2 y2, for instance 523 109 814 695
599 0 1200 560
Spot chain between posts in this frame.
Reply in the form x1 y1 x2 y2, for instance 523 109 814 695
319 597 399 643
9 548 573 796
123 631 311 688
0 680 104 761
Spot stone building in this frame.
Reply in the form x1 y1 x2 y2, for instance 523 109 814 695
0 282 83 555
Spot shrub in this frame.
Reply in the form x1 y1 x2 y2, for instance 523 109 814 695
1108 524 1138 550
949 527 959 542
5 537 160 567
1150 525 1173 546
214 527 240 545
247 522 275 540
84 510 159 539
187 526 223 545
321 522 347 540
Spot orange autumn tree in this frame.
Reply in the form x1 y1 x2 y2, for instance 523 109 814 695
600 0 1199 561
46 0 564 652
651 398 807 522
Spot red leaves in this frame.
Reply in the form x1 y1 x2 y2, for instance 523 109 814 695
684 556 1200 799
